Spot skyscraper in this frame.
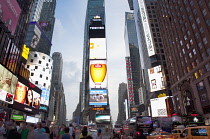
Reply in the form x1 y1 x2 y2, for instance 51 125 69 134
81 0 106 124
116 83 127 124
157 0 210 117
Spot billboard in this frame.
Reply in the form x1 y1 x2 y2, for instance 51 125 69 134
148 65 166 92
21 44 30 60
0 0 21 35
89 60 107 89
40 88 50 106
138 0 155 56
150 97 168 117
89 89 107 106
95 114 110 124
14 82 41 109
26 116 39 123
89 25 105 38
0 64 18 104
89 38 106 59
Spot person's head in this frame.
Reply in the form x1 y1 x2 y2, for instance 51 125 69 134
69 123 72 127
86 136 92 139
9 119 15 126
36 122 42 128
15 121 20 126
27 123 35 131
61 124 66 129
41 121 46 127
26 89 33 105
83 126 87 131
20 121 27 128
64 127 70 133
98 129 102 134
15 83 27 104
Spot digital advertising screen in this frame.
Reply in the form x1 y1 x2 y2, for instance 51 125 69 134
89 60 107 89
0 64 18 104
148 65 166 92
26 116 39 123
150 97 168 117
40 88 50 106
136 116 152 125
14 82 28 104
89 38 106 59
95 114 110 124
0 0 21 35
89 89 107 106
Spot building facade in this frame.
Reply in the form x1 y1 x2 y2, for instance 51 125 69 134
157 0 210 118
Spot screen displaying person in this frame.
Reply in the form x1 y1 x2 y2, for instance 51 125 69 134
25 89 33 106
14 82 27 104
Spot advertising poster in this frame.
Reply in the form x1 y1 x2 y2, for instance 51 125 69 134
89 89 107 106
40 88 50 106
148 65 166 92
89 60 107 89
14 82 40 109
89 38 106 59
0 0 21 35
150 97 168 117
0 64 18 104
30 24 41 48
14 82 28 104
95 114 110 124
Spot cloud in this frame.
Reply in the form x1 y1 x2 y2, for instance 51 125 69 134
53 19 66 42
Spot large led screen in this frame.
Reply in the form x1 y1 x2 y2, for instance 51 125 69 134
0 0 21 35
95 114 110 124
148 65 166 92
89 60 107 89
14 82 40 109
26 116 39 123
0 64 18 104
40 88 50 106
89 89 107 106
89 38 106 59
150 97 168 117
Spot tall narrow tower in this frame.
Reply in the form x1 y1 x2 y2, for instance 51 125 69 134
81 1 110 128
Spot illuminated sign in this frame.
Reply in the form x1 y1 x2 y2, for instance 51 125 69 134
39 105 48 111
89 60 107 89
40 88 50 106
138 88 144 104
138 0 155 56
91 108 105 111
95 114 110 124
0 64 18 104
11 115 24 121
148 65 166 92
0 0 21 35
126 57 134 104
89 38 106 59
21 45 30 60
150 97 168 117
89 89 107 106
90 27 104 29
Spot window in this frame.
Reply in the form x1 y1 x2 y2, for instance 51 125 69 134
42 56 45 59
187 30 190 36
192 23 196 29
205 64 210 71
190 39 193 45
189 15 193 20
46 77 48 80
195 33 199 39
193 9 197 15
184 35 187 40
186 44 190 49
31 73 34 76
207 48 210 56
35 66 38 69
191 128 207 136
196 18 200 24
38 60 42 64
202 9 207 16
35 81 38 85
198 42 203 49
194 72 199 79
192 62 196 68
206 19 210 26
202 53 206 60
199 27 204 34
182 48 185 54
27 65 30 68
199 0 203 6
40 74 42 78
30 59 33 62
193 49 196 55
189 53 192 58
34 54 37 57
203 37 208 45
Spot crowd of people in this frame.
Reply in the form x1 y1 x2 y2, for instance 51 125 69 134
0 120 103 139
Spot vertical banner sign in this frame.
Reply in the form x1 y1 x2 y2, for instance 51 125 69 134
138 0 155 56
126 57 134 105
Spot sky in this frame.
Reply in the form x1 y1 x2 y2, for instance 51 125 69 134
51 0 131 122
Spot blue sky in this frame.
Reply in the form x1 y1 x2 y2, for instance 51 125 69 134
51 0 130 122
